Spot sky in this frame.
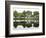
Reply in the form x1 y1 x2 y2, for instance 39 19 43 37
11 5 40 13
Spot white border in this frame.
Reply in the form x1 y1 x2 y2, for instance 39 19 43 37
9 5 43 35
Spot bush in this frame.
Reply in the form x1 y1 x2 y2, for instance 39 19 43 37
33 22 39 27
13 22 17 28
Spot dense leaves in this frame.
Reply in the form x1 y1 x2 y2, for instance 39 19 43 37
13 10 39 28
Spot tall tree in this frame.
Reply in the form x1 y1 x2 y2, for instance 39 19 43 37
13 10 17 22
33 11 39 23
26 11 32 23
23 10 26 22
13 10 17 17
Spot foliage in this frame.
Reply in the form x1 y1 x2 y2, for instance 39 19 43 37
13 10 39 28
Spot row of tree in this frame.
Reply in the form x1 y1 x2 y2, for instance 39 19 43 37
13 10 39 17
13 10 39 28
13 10 39 21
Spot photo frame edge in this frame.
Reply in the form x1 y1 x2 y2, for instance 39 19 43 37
5 1 45 37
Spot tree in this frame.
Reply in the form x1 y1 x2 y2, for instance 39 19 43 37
13 10 18 17
33 11 39 22
13 10 18 23
33 11 39 16
23 10 26 21
26 11 32 23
